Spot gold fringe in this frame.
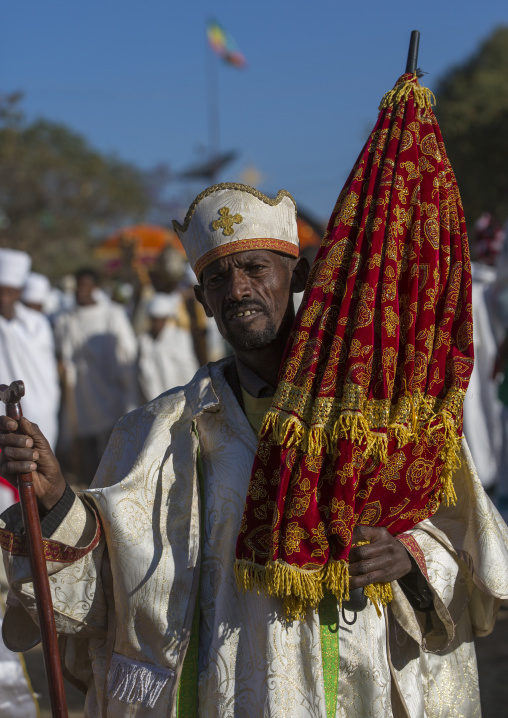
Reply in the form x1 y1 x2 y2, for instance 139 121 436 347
235 558 349 621
379 75 436 111
259 397 461 508
364 582 393 617
261 412 305 448
235 556 394 620
436 411 460 505
390 423 411 449
323 559 350 602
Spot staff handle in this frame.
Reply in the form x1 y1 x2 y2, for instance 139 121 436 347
5 399 68 717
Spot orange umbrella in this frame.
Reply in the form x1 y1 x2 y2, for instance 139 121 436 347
297 216 323 250
96 224 185 264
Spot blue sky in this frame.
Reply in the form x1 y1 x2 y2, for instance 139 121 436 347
3 1 508 221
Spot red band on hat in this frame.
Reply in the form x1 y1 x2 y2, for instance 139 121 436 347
194 237 299 278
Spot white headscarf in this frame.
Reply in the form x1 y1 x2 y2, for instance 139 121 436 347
0 249 31 288
146 293 180 319
21 272 51 304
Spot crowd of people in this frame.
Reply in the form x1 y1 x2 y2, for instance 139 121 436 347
461 213 508 521
0 247 216 489
0 244 214 715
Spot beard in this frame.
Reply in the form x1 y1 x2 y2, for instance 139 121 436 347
222 299 293 352
225 316 279 351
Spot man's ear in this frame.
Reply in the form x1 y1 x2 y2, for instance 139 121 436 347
194 283 214 318
291 256 310 294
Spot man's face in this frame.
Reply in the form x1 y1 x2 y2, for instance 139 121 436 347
196 250 298 352
75 276 97 306
0 285 21 320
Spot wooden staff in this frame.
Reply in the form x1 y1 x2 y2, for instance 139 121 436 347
0 380 68 717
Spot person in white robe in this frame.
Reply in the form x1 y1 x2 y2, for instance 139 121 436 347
0 185 507 718
21 271 52 314
0 249 60 449
462 262 504 493
53 267 140 484
138 293 199 402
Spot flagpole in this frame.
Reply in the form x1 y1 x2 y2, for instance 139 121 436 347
206 27 220 169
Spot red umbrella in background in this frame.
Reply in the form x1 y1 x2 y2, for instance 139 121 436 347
236 32 474 620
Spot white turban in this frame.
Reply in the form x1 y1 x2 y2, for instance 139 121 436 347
147 293 180 319
21 272 52 304
0 249 31 289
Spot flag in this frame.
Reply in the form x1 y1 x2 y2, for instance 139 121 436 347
207 20 246 68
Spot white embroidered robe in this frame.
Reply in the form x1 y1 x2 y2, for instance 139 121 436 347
1 359 508 717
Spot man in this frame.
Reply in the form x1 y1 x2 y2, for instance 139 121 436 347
0 185 507 717
21 272 52 314
0 254 55 717
462 259 503 495
137 293 199 402
54 267 139 484
0 249 60 449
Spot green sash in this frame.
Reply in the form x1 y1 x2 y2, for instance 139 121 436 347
319 593 340 718
176 428 203 717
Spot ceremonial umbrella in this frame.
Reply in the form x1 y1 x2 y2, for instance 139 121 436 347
95 224 186 287
96 224 185 270
235 49 473 620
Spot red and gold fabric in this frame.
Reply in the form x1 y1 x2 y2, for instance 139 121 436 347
235 74 474 620
0 515 101 563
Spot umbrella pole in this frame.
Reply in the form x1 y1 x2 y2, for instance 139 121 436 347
405 30 420 74
0 381 68 717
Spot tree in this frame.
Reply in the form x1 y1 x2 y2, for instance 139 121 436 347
434 26 508 231
0 94 149 278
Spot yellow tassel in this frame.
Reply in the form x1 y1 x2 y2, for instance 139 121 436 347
235 556 394 621
364 582 393 617
260 412 306 449
307 426 331 456
323 560 350 602
391 423 411 448
258 390 460 509
436 411 460 506
379 75 436 111
235 558 350 621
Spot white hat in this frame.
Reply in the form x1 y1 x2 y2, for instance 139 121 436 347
147 292 180 319
173 183 299 277
0 249 31 289
21 272 51 304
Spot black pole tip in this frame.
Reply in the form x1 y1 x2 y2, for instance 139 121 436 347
405 30 420 75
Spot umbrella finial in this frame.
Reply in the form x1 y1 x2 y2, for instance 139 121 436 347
405 30 420 75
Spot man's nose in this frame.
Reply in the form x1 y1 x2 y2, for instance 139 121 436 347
227 269 252 302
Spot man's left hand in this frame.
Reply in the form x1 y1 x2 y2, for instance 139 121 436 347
348 525 412 589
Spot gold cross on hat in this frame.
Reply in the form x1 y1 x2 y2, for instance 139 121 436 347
212 206 243 236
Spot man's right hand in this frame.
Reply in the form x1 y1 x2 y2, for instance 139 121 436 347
0 416 67 513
